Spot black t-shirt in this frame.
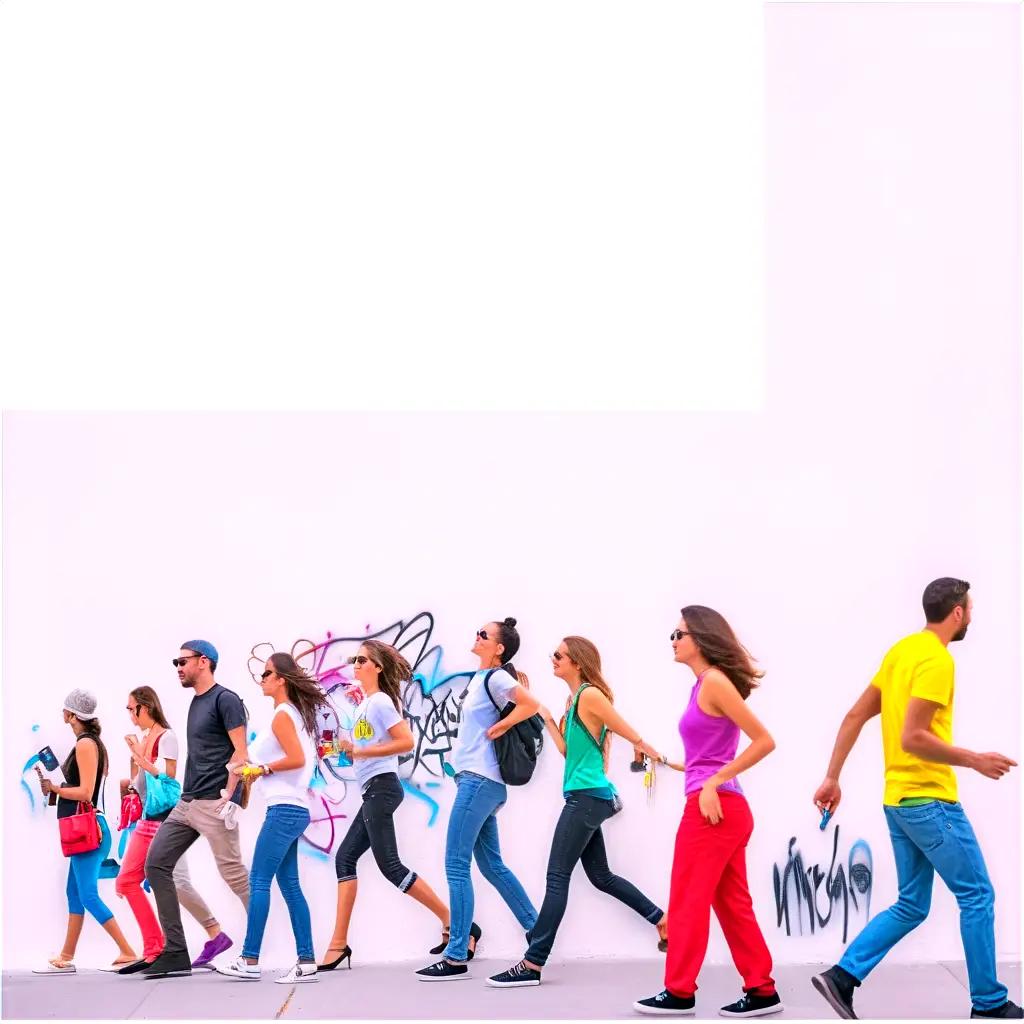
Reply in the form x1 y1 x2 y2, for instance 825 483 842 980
182 684 247 801
56 735 106 819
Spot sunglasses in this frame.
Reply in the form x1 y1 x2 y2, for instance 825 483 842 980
260 670 273 680
172 654 203 668
347 655 375 667
475 629 491 641
551 651 566 662
670 630 691 642
126 704 142 716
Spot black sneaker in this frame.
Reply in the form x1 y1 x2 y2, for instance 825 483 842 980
415 959 470 982
811 967 857 1020
720 991 784 1018
141 949 192 979
972 1001 1024 1019
487 961 541 988
117 959 154 976
633 990 696 1016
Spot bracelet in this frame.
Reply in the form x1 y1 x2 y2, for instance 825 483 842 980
262 764 273 776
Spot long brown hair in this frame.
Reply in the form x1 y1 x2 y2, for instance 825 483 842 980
559 636 614 763
680 605 764 699
359 640 412 713
268 652 332 737
130 686 170 729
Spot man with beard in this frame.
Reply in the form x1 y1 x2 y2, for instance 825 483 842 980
810 579 1020 1020
142 640 251 978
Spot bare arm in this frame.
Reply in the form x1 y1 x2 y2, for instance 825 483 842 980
577 687 666 763
702 673 776 788
902 698 1016 778
539 705 567 757
486 682 541 739
812 684 882 814
227 724 249 767
261 711 307 773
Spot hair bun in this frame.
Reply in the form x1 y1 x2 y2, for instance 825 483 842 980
503 617 518 628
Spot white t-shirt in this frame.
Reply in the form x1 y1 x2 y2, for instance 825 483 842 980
133 728 180 813
352 691 405 791
248 703 317 809
452 668 519 784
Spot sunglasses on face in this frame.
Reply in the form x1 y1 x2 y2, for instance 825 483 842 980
475 629 491 641
347 655 374 667
551 651 566 662
172 654 203 668
126 704 142 715
670 630 691 642
260 670 273 680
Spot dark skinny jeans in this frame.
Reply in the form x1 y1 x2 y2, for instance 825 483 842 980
526 791 663 967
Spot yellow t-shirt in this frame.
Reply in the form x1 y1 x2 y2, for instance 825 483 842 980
872 630 957 805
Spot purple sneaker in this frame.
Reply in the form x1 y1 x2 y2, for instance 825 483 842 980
191 933 233 969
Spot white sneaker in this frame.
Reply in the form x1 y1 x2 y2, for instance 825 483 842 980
214 956 261 981
275 961 318 985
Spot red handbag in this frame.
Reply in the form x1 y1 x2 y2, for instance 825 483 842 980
119 789 143 831
59 802 102 857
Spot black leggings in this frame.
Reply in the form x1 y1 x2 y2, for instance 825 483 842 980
334 773 417 892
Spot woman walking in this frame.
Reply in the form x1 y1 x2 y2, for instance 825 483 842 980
488 635 671 988
33 689 139 974
215 653 327 985
633 606 782 1018
317 641 450 972
416 617 541 981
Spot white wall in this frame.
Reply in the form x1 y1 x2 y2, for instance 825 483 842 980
2 3 1020 972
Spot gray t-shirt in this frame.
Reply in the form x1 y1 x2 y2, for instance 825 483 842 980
183 684 247 801
353 692 404 791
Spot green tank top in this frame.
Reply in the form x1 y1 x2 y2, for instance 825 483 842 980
563 683 614 798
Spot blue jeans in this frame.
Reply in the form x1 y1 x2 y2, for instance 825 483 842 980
443 771 537 962
527 792 663 967
243 804 313 962
66 815 113 924
840 801 1008 1012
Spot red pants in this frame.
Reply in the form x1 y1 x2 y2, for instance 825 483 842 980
116 819 165 961
664 791 776 998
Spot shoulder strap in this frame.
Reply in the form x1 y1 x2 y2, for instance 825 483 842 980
78 735 107 811
570 684 606 752
481 667 505 712
152 730 162 759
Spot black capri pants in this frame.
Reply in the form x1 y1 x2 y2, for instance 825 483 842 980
334 772 418 892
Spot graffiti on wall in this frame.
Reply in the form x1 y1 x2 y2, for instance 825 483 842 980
247 611 476 855
772 825 873 943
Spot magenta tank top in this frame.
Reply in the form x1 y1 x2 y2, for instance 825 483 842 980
679 671 744 798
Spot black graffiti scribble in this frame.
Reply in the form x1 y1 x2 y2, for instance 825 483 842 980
772 826 873 942
248 612 476 784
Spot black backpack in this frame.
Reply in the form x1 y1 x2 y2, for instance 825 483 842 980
482 667 544 786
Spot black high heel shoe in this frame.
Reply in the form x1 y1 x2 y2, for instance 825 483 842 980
428 922 482 959
467 922 482 961
317 946 353 972
429 927 450 955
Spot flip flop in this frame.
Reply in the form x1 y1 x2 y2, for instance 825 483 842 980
32 959 76 975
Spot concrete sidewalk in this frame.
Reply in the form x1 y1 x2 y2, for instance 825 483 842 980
3 957 1020 1020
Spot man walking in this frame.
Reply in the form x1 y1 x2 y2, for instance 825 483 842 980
142 640 251 978
811 579 1020 1019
